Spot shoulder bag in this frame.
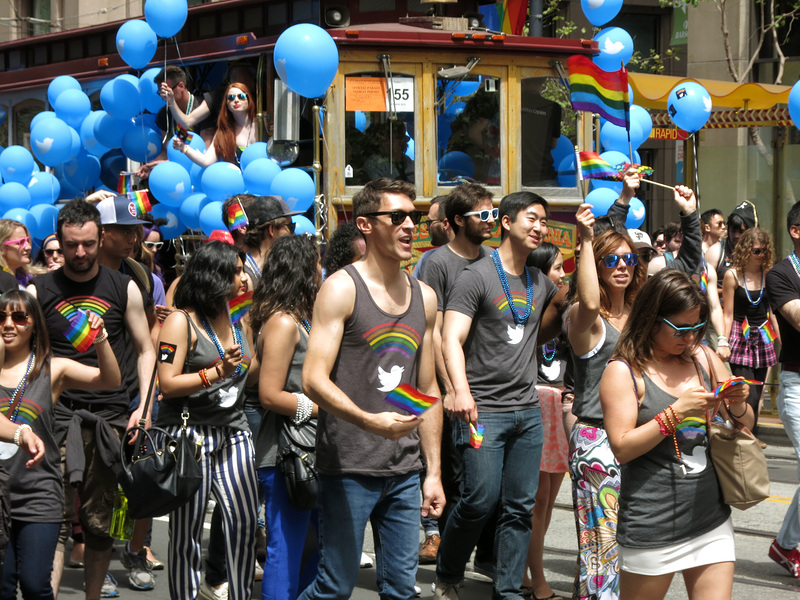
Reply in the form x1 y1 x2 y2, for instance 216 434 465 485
277 416 318 511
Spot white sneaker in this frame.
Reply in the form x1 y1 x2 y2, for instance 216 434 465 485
198 580 228 600
432 578 460 600
360 552 374 568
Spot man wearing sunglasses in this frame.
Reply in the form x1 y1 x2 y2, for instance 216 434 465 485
28 198 156 599
299 178 443 600
436 191 560 600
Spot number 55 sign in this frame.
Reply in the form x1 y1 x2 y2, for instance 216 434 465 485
345 77 414 113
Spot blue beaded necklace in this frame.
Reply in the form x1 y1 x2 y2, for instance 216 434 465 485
491 248 533 325
742 268 764 306
5 352 35 422
542 340 556 361
200 315 243 378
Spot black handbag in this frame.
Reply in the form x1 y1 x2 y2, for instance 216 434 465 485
277 417 318 511
119 346 203 519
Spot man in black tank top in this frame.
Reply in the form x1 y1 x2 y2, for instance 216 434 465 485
28 199 156 600
298 178 443 600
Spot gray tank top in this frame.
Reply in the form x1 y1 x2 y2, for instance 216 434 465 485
617 367 730 548
316 264 426 476
571 317 620 420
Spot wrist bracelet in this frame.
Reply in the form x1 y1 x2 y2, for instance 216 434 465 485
199 368 211 389
729 403 748 418
13 424 31 446
717 335 728 341
292 393 313 425
214 362 224 380
717 341 729 348
94 327 109 344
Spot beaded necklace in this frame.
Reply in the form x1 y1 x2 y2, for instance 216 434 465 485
491 249 533 326
790 252 800 280
245 253 262 278
200 315 243 378
5 352 35 422
741 268 764 306
542 340 556 361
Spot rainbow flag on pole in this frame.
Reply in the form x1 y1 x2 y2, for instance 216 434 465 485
714 376 762 398
577 151 622 180
128 190 151 216
741 317 751 338
227 199 249 231
64 309 99 353
760 320 778 344
470 422 485 448
499 0 527 35
118 173 134 194
385 384 439 416
568 55 629 127
228 291 253 324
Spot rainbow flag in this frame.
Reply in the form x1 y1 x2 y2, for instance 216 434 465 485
619 163 655 177
470 422 485 449
227 200 249 231
568 55 629 128
228 291 253 324
117 173 134 194
385 384 439 416
128 190 151 216
741 317 751 338
713 376 762 398
699 268 708 293
578 151 621 180
499 0 527 35
760 320 778 344
175 123 194 142
64 309 99 353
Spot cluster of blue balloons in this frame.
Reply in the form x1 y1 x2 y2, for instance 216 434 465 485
273 24 339 99
116 0 188 70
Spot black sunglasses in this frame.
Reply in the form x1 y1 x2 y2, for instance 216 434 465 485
44 248 63 257
364 210 423 226
227 93 247 101
599 253 638 268
751 248 764 255
0 310 28 325
659 317 706 338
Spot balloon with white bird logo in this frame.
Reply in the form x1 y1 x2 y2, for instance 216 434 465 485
625 198 646 229
47 76 81 108
121 126 162 163
27 172 61 206
592 27 634 72
116 20 158 70
149 161 192 207
0 146 35 185
667 82 712 133
202 163 245 203
580 0 623 27
31 117 74 167
150 202 185 240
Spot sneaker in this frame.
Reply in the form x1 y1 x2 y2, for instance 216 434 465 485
419 533 441 565
198 580 229 600
414 585 421 597
121 543 155 590
432 578 460 600
769 539 800 577
100 573 120 598
254 560 264 581
360 552 374 568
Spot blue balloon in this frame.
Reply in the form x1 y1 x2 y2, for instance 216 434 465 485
116 20 158 70
190 163 204 193
591 178 623 193
406 137 415 161
27 172 60 205
592 27 634 72
54 89 91 130
273 24 339 99
62 150 101 192
201 162 245 203
57 174 82 200
100 75 143 120
134 112 158 131
625 197 646 229
121 126 162 163
438 151 474 180
667 81 712 133
584 188 619 217
454 79 480 98
292 215 315 236
0 110 6 127
30 117 74 167
354 111 367 132
150 203 185 240
243 158 281 195
29 204 60 239
550 135 573 171
99 149 127 191
600 121 642 154
199 201 225 237
269 168 315 212
2 208 35 232
150 161 192 207
239 142 269 171
30 111 56 131
68 127 81 162
144 0 188 38
166 130 206 171
790 81 800 130
0 146 35 184
437 101 465 152
0 183 31 210
139 68 164 113
581 0 623 27
179 193 210 230
47 76 81 108
599 150 631 171
94 111 134 149
80 112 111 157
630 105 652 146
556 153 576 188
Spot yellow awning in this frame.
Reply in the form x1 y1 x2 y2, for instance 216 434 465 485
629 72 791 110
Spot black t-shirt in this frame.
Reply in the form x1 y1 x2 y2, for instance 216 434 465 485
31 267 134 412
767 257 800 364
0 271 17 294
155 91 216 136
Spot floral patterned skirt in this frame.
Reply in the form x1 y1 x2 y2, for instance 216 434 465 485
568 422 621 600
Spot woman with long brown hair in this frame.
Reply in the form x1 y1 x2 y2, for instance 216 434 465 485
173 82 257 168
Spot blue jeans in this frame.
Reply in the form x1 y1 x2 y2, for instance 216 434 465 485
777 370 800 548
1 520 60 600
437 408 543 600
297 471 420 600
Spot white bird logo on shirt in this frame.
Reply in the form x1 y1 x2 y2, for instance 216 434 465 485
377 365 404 392
507 323 524 345
682 444 707 474
218 387 238 408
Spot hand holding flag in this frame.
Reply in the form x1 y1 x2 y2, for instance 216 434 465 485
385 384 440 417
64 309 102 352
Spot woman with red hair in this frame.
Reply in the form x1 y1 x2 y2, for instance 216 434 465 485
173 82 257 167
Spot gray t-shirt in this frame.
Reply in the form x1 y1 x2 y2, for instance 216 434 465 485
446 254 557 411
418 245 489 311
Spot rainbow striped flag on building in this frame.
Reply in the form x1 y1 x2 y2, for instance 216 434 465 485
64 309 99 353
568 55 629 128
577 151 622 180
385 384 439 416
228 291 253 324
128 190 151 216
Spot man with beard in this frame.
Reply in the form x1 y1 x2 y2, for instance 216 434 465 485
28 198 155 600
413 195 454 281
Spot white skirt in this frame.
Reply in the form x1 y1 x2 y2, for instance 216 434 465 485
619 517 735 576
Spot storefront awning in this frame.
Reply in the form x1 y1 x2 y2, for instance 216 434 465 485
629 72 791 110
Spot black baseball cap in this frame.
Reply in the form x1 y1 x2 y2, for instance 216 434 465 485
246 196 304 229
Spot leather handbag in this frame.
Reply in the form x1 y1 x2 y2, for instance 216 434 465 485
697 346 770 510
277 417 318 511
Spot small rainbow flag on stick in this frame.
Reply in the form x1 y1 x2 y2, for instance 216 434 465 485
117 173 134 194
470 422 485 449
228 291 253 324
385 384 439 416
64 309 99 353
741 317 751 338
227 200 249 231
760 320 778 344
175 123 194 142
714 376 762 398
128 190 151 216
577 151 621 181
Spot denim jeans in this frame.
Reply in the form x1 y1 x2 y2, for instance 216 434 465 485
297 471 421 600
437 408 543 600
1 520 60 600
777 370 800 548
